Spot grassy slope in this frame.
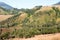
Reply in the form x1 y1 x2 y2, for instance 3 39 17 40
0 15 13 21
0 6 60 39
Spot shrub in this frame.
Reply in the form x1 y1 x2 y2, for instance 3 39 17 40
0 32 10 40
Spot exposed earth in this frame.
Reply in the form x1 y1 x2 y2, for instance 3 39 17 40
9 33 60 40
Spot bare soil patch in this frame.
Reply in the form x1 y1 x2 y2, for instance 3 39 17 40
9 33 60 40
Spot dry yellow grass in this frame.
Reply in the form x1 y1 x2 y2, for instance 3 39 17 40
35 6 53 14
18 13 28 22
40 6 52 11
9 33 60 40
0 15 13 21
56 18 60 23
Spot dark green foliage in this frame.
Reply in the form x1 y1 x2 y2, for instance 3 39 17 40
19 9 35 16
0 32 10 40
52 7 60 18
11 8 20 15
40 27 57 34
11 27 40 38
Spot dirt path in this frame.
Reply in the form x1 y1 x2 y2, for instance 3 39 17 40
9 33 60 40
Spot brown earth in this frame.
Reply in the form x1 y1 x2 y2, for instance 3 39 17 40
0 15 13 21
9 33 60 40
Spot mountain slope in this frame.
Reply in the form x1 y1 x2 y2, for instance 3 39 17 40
54 2 60 5
1 5 60 39
0 15 13 22
0 2 13 9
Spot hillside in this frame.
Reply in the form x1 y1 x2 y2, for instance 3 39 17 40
0 5 60 40
0 15 13 21
54 2 60 5
0 2 13 9
0 7 20 15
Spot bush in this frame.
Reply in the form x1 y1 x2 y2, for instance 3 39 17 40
0 32 10 40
